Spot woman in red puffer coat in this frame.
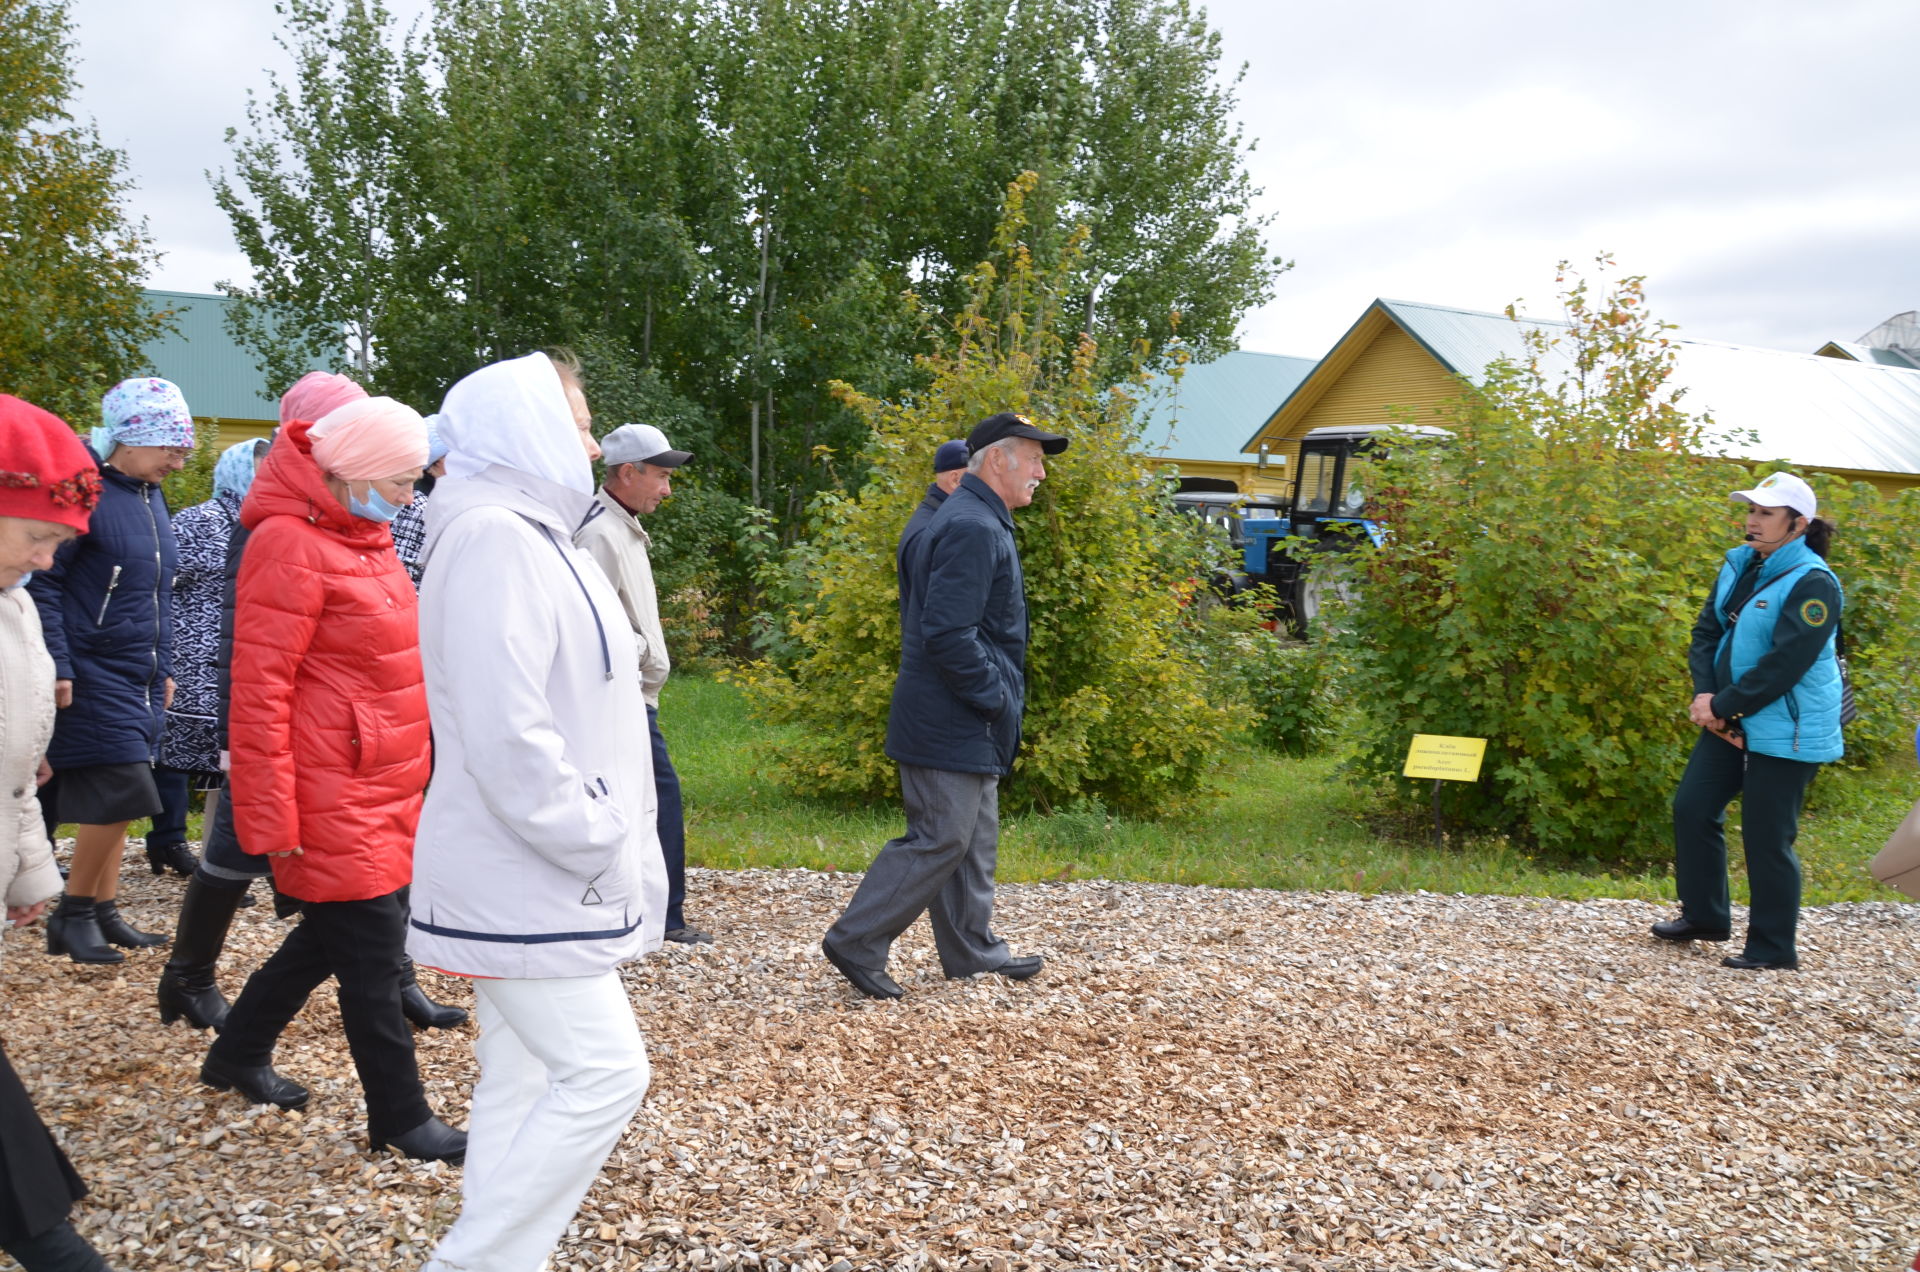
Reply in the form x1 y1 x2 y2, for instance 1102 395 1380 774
199 397 465 1165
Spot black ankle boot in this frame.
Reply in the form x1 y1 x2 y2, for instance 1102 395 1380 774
399 957 469 1030
2 1218 113 1272
93 899 167 949
199 1053 309 1110
44 896 123 965
145 840 198 877
157 874 245 1030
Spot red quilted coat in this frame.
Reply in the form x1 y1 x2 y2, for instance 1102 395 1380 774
227 418 430 902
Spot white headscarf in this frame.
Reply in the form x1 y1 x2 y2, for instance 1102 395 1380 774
438 352 591 495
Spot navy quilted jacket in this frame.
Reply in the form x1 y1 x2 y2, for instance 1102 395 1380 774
885 474 1027 776
27 450 178 768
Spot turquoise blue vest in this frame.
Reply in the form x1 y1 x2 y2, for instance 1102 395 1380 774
1710 538 1844 763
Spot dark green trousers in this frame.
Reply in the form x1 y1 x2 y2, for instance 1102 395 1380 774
1671 729 1819 964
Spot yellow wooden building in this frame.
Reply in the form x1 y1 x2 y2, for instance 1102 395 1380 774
1245 299 1920 496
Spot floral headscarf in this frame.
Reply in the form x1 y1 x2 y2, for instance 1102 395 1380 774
95 377 195 454
212 437 269 503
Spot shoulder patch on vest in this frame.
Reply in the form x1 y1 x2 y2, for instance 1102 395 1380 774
1799 598 1829 627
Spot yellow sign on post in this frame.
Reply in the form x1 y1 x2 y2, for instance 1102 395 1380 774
1403 734 1488 782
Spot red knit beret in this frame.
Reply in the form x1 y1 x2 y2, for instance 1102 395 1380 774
0 394 101 532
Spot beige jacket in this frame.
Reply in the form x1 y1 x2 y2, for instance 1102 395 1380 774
0 587 65 953
573 488 671 707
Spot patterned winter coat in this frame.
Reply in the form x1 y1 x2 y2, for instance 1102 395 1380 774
157 491 242 774
226 419 431 902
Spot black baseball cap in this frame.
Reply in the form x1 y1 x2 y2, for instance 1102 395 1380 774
966 412 1069 456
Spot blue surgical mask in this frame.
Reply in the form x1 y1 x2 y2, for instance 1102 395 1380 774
348 484 407 523
8 572 30 590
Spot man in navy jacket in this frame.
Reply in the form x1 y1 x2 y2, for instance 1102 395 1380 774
823 413 1068 999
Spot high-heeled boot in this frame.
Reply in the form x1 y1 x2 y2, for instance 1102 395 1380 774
157 873 246 1029
44 895 123 965
399 957 470 1030
93 898 167 949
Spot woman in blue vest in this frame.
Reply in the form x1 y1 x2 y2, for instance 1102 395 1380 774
1653 472 1842 971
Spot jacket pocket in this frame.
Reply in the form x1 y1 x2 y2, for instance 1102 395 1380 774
348 701 382 773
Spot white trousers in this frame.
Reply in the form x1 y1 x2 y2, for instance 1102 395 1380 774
422 972 650 1272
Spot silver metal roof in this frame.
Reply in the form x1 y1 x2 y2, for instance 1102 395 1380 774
141 290 330 420
1134 350 1318 461
1381 300 1920 477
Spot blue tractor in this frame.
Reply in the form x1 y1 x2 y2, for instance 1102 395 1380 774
1232 424 1449 636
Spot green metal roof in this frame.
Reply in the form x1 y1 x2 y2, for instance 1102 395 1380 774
1135 350 1317 463
140 289 329 421
1261 299 1920 478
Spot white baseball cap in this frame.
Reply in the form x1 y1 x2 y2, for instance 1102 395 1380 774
600 423 691 469
1731 471 1815 520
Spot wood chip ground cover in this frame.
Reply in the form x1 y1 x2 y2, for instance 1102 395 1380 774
8 865 1920 1270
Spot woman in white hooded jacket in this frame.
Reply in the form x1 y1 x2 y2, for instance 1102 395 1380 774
410 352 666 1272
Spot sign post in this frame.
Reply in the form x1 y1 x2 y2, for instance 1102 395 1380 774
1402 734 1488 847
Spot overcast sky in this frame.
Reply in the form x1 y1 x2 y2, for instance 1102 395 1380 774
63 0 1920 362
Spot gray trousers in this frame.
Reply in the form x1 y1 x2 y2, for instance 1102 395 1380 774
825 763 1010 977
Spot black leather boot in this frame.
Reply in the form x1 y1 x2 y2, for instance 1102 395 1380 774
399 957 469 1030
2 1218 113 1272
157 874 246 1030
44 895 124 965
371 1115 467 1164
145 840 198 877
199 1053 310 1110
93 899 167 949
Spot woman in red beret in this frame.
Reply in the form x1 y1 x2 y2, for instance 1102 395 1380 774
0 394 118 1270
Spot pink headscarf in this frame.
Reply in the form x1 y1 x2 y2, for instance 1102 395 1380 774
280 372 367 427
309 397 430 480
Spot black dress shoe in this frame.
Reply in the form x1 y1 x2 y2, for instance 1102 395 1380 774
200 1054 310 1110
664 926 715 945
821 938 903 1000
992 955 1043 981
950 955 1045 981
1723 953 1799 971
371 1115 467 1164
1650 917 1731 943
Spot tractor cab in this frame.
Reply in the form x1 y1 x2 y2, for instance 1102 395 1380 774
1239 424 1451 633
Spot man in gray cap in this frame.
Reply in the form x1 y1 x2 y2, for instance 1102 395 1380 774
575 423 709 944
822 412 1068 999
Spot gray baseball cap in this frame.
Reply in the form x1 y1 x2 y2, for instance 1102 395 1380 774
601 423 691 468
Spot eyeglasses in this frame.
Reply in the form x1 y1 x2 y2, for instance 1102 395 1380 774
160 447 192 460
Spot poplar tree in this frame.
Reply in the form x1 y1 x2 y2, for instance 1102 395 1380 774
0 0 166 424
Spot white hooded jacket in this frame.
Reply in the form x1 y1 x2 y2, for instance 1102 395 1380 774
406 352 666 978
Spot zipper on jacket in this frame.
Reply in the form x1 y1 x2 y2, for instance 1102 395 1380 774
142 490 161 713
1785 690 1801 753
95 565 122 626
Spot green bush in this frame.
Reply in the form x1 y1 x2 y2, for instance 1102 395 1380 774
733 174 1233 815
1246 636 1341 757
1338 263 1748 860
1336 261 1920 861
